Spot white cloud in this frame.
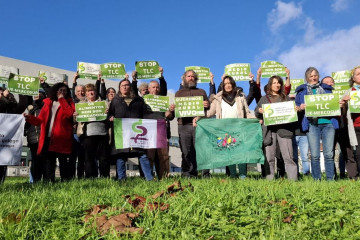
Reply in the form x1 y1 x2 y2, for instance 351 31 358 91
301 17 321 43
279 25 360 78
267 1 302 33
331 0 350 12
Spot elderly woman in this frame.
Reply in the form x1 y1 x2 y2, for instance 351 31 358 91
256 74 298 180
295 67 339 180
108 79 153 181
207 74 250 178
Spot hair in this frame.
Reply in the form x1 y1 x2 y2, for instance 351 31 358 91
84 83 96 92
304 67 319 83
265 75 286 100
321 76 334 85
75 84 85 92
118 79 135 98
349 66 360 87
106 87 116 95
221 75 237 95
181 70 198 83
48 82 71 101
149 80 159 88
138 82 149 92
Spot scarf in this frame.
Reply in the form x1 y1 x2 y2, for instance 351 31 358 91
222 91 237 106
306 82 326 95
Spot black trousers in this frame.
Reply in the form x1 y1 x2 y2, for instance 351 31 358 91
178 125 198 177
29 143 45 182
0 166 6 184
69 135 85 179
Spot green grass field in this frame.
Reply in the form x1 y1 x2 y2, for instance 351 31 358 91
1 175 360 239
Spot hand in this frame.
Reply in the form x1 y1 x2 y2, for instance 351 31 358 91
159 66 163 76
259 119 263 124
109 116 114 122
124 73 129 80
39 77 45 84
210 72 214 84
257 67 262 76
3 89 9 98
300 103 306 110
249 72 254 81
192 117 199 127
169 104 175 112
203 100 209 108
23 113 29 119
258 108 264 114
73 112 79 117
98 71 102 80
221 74 226 81
73 71 79 82
285 67 290 78
342 95 350 102
295 106 300 111
132 71 137 81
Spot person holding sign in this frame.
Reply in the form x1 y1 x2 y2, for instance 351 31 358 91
132 66 166 97
339 66 360 179
174 70 210 178
207 75 251 178
108 79 153 181
255 73 298 181
74 83 110 178
24 83 75 182
295 67 339 180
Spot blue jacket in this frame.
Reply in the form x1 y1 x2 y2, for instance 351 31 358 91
295 83 339 131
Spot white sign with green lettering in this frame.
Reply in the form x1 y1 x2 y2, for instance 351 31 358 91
304 93 340 117
38 71 66 86
224 63 251 81
175 96 204 118
349 91 360 113
262 101 297 126
75 101 107 122
143 94 170 112
77 62 100 79
7 75 40 96
332 70 351 97
261 61 286 78
290 79 304 94
185 66 211 83
100 62 126 79
0 65 18 84
135 61 161 80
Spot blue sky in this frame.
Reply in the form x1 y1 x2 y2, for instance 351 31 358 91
1 0 360 106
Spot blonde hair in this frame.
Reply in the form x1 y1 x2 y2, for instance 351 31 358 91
349 66 360 87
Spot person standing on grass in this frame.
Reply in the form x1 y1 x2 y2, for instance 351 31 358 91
207 74 251 178
295 67 339 181
107 78 153 181
24 83 75 182
173 69 210 178
339 66 360 179
255 70 298 181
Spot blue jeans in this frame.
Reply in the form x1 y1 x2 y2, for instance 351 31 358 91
306 123 335 180
292 136 310 174
116 154 153 181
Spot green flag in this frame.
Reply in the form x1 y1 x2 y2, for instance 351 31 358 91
195 118 264 170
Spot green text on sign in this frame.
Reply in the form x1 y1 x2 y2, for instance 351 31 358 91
175 96 204 118
261 61 286 78
224 63 251 81
135 61 161 80
185 66 211 83
349 90 360 113
304 93 340 117
7 74 40 96
77 62 100 80
75 101 107 122
100 63 126 79
262 101 298 126
144 94 170 112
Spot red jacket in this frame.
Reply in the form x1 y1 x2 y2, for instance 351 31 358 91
27 97 75 155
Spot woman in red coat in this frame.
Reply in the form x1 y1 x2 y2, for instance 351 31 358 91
25 82 75 182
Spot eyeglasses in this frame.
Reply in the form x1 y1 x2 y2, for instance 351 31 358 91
120 84 130 88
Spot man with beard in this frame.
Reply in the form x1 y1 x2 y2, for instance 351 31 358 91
174 70 209 177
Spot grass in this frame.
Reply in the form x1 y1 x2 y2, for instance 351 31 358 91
1 175 360 239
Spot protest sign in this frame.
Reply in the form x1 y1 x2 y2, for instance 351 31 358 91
38 71 66 86
305 93 340 117
224 63 251 81
7 74 40 96
185 66 211 83
75 101 107 122
289 79 304 94
100 62 126 79
77 62 100 79
0 65 18 85
195 118 264 170
262 101 298 126
332 70 351 98
135 61 161 79
174 96 204 118
261 61 286 78
0 114 25 165
349 90 360 113
143 94 170 112
114 118 167 149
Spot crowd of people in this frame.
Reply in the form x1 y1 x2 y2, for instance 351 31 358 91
1 65 360 183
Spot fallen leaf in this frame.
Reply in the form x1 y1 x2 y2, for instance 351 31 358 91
282 215 293 223
152 190 165 199
339 186 345 193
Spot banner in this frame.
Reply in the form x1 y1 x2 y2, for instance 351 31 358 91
135 61 161 79
260 61 286 78
349 90 360 113
289 79 304 94
304 93 340 117
100 62 126 79
75 101 107 122
113 118 167 149
39 71 66 86
195 118 264 170
0 65 19 85
77 61 100 79
224 63 251 81
262 101 298 126
185 66 211 83
174 96 204 118
7 74 40 96
332 70 351 98
0 114 25 165
143 94 170 112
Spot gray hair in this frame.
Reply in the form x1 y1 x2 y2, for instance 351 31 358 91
138 82 148 92
304 67 319 82
181 70 198 83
